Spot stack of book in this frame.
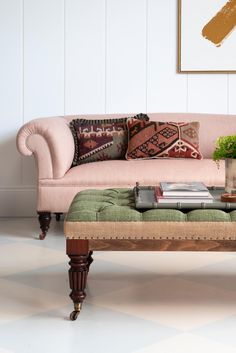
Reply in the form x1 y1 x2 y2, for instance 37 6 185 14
155 182 213 204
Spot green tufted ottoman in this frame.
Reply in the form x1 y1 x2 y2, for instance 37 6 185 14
64 188 236 320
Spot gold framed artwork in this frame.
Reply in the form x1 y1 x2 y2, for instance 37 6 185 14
178 0 236 73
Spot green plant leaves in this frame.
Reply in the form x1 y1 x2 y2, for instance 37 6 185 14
213 135 236 161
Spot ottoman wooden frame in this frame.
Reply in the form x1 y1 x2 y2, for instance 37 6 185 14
64 189 236 321
66 238 236 320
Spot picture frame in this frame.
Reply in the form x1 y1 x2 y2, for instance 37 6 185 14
178 0 236 73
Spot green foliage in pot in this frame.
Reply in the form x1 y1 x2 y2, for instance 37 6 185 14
213 135 236 162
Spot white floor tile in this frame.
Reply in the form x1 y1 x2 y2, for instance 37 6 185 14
133 333 236 353
0 278 68 324
0 218 41 242
0 243 64 276
95 251 236 275
88 274 236 330
0 348 15 353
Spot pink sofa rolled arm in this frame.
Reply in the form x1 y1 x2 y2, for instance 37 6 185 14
17 116 75 179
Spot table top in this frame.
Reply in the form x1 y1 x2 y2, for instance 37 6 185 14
134 186 236 210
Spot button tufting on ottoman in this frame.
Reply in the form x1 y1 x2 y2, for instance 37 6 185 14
64 188 236 241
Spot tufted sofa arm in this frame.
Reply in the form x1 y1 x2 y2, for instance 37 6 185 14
17 116 75 179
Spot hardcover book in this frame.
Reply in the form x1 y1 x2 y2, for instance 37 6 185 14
155 186 213 203
160 182 209 196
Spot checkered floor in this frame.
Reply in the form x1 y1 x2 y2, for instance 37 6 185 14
1 218 236 352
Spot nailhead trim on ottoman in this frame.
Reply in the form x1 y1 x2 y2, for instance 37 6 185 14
64 189 236 241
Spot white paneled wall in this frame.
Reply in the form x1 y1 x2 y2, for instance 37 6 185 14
23 0 64 186
106 0 147 113
229 76 236 114
0 0 22 187
65 0 106 114
147 0 187 112
0 0 235 216
187 75 228 114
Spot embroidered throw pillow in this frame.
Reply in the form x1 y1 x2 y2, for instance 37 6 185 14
126 119 202 160
70 113 149 165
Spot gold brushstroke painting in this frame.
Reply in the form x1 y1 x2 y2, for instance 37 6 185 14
179 0 236 72
202 0 236 47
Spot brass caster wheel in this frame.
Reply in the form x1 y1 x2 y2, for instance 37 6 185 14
70 310 80 321
39 233 46 240
69 303 82 321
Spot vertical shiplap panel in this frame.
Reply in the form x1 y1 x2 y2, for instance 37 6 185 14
229 75 236 114
23 0 64 185
0 0 22 186
106 0 146 113
188 75 228 113
147 0 187 112
65 0 105 114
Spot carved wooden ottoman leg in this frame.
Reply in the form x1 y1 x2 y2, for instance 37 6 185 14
38 212 51 240
67 239 89 321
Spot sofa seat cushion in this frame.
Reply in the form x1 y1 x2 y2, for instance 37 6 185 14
38 159 225 213
40 159 225 188
64 188 236 240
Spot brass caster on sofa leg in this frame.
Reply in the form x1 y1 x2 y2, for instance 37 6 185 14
70 303 82 321
39 233 46 240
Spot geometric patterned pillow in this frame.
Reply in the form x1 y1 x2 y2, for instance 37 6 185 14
126 119 202 160
69 113 149 166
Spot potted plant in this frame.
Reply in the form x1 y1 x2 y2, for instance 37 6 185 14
213 135 236 193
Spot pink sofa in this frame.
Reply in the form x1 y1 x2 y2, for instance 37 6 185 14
17 112 235 238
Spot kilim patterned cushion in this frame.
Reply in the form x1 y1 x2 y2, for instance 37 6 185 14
126 119 202 160
70 114 149 166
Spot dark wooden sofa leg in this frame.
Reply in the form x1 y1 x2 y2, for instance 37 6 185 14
67 239 89 321
55 213 63 221
38 212 51 240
